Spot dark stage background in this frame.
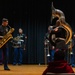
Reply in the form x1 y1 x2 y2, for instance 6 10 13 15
0 0 75 64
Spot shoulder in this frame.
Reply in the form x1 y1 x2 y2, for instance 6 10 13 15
22 34 25 36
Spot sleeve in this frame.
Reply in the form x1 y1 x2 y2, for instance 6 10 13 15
22 34 27 50
51 27 62 34
44 33 47 40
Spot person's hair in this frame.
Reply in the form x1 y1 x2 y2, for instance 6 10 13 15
54 50 65 61
2 18 8 22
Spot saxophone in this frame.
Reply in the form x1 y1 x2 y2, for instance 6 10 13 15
0 28 14 48
50 2 73 45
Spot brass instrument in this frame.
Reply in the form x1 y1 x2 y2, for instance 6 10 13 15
11 36 24 48
0 28 14 48
50 2 73 45
68 39 73 54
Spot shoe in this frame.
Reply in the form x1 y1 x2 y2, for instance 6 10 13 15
18 63 22 65
4 67 10 70
13 63 16 65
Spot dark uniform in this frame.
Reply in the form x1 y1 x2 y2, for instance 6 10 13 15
0 25 9 69
49 26 69 62
49 26 67 50
13 33 26 65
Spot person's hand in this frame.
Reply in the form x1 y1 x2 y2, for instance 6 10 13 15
25 36 27 39
54 27 58 31
24 45 26 50
52 46 55 50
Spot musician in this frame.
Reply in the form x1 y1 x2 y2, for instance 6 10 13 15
71 33 75 67
12 28 27 65
44 26 55 62
44 26 52 40
0 18 10 70
49 19 67 50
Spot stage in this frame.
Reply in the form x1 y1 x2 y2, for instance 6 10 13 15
0 65 75 75
0 64 47 75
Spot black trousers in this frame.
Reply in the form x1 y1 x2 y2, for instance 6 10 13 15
1 45 8 68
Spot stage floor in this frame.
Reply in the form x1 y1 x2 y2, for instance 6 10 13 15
0 64 75 75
